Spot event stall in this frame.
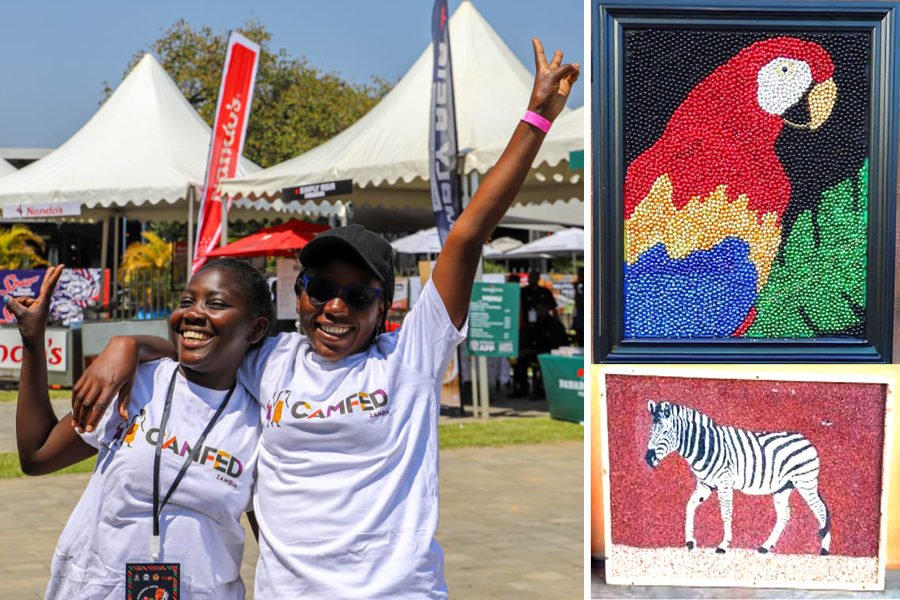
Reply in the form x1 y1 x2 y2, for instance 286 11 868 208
0 54 262 223
219 1 583 231
0 53 335 226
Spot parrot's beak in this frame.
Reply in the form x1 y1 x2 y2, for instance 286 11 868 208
807 78 836 130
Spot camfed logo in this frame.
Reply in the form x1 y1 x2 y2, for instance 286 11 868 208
292 389 389 419
143 428 245 479
265 388 390 423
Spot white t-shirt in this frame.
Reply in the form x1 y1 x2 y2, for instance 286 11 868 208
239 278 467 599
47 359 262 600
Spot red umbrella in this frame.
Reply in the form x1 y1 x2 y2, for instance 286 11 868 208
205 220 330 258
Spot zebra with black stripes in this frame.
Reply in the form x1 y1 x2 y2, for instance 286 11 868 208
644 401 831 555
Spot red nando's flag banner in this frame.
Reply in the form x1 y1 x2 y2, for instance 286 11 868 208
192 32 260 274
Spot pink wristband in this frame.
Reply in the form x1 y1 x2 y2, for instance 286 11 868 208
522 110 552 133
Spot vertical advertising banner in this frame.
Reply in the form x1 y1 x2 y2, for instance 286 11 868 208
192 32 260 274
429 0 462 246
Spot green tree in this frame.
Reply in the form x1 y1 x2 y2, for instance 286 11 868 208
104 19 391 168
0 225 48 268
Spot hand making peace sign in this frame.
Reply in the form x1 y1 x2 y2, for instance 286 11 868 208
527 37 580 124
5 265 64 342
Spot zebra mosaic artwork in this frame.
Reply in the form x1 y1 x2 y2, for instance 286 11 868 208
645 400 831 555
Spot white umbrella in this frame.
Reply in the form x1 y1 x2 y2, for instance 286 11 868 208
391 226 503 257
504 228 584 258
391 227 443 254
487 237 523 253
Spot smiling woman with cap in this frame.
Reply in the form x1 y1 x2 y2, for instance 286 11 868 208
71 37 579 598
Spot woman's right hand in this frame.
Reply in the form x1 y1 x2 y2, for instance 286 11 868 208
71 336 139 432
5 265 63 344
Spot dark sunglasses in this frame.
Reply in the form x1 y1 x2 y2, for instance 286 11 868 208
295 275 383 311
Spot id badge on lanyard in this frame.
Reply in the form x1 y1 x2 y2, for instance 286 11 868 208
127 369 235 596
126 563 180 600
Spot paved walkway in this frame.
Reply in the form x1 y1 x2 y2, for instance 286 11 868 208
0 400 72 454
0 441 582 599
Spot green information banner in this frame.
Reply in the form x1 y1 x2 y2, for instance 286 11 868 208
467 282 519 357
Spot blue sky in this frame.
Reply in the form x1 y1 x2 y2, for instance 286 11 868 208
0 0 584 148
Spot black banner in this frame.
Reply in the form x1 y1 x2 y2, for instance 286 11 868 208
429 0 462 246
282 179 353 201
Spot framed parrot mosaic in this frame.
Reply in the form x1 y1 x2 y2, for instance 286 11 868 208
592 0 900 363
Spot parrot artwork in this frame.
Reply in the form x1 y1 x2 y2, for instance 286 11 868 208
624 37 838 338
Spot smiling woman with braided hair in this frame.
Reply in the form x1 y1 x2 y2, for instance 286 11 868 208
71 38 579 598
11 259 274 599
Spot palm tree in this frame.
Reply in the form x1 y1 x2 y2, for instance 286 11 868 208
0 225 48 268
118 231 176 318
119 231 172 282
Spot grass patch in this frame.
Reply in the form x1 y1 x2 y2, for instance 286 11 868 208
0 452 96 479
0 388 71 403
438 417 583 449
0 418 581 478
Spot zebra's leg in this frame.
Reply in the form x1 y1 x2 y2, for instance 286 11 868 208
759 487 792 553
796 483 831 555
715 485 734 553
685 480 712 550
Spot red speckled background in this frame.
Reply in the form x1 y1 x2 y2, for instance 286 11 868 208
606 374 886 557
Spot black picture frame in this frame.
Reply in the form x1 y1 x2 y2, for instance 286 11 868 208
592 0 900 363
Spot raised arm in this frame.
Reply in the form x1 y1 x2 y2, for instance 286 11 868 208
432 38 579 328
8 266 97 475
71 334 175 433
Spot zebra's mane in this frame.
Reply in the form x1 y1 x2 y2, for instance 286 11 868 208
672 403 717 428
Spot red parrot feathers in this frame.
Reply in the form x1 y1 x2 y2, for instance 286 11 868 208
624 37 835 223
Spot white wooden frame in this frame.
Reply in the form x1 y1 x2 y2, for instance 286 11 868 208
597 365 894 591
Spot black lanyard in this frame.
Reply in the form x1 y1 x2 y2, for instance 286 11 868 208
151 368 235 560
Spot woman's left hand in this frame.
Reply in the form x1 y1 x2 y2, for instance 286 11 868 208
5 265 63 342
527 37 580 124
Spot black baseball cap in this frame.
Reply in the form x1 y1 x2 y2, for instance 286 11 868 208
299 224 395 298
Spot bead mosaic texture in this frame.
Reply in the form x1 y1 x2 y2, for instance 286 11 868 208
604 374 886 587
623 30 869 338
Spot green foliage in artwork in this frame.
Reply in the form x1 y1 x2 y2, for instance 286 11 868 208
745 161 867 337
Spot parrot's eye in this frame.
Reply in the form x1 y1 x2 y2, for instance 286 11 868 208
776 60 796 79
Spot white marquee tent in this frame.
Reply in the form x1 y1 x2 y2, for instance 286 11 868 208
0 158 16 178
0 53 332 224
466 105 584 174
220 1 582 229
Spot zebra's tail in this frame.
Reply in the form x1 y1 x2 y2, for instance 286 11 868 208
818 494 831 539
